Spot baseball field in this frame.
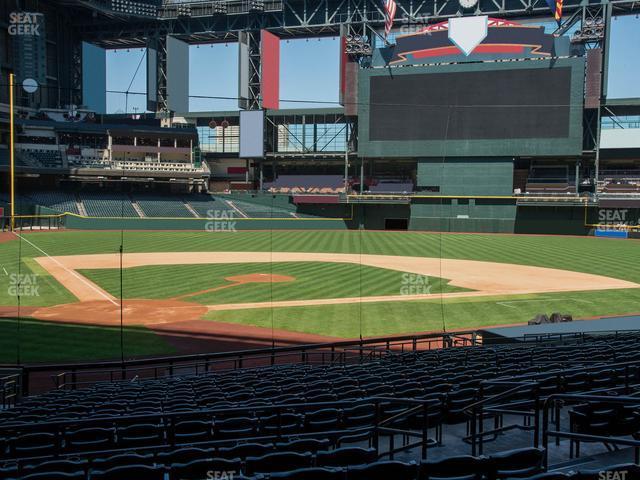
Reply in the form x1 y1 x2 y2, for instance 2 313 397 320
0 229 639 363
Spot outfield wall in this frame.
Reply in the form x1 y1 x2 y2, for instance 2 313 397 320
4 200 638 237
515 205 590 235
63 215 356 231
409 203 595 235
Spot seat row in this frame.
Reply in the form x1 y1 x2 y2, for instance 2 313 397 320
0 447 549 480
7 353 637 426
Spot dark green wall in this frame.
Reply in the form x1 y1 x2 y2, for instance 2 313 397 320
63 216 355 230
417 158 514 195
410 198 517 233
411 158 517 233
515 206 589 235
357 204 411 230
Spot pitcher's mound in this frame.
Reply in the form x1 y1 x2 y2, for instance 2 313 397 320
225 273 295 284
31 299 209 326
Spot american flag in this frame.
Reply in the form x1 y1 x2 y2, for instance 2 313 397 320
383 0 397 39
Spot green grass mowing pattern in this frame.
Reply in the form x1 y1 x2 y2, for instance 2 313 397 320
0 239 77 307
0 318 175 363
79 262 464 304
1 230 638 282
205 288 640 338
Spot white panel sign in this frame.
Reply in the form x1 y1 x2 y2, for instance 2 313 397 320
239 110 265 158
448 16 488 56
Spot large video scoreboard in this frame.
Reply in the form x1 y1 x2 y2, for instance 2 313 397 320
358 57 585 157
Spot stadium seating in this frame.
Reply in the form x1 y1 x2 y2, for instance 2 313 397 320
80 192 139 218
185 194 237 218
23 191 80 215
134 195 195 218
113 160 206 174
0 149 41 169
5 190 323 220
265 175 346 194
219 197 300 218
601 172 640 194
525 166 576 194
2 334 640 479
13 149 64 169
26 150 64 169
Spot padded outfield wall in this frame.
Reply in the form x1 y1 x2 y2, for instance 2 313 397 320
6 205 627 237
62 215 356 231
5 194 637 236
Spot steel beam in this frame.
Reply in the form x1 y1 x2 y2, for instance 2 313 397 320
71 0 640 46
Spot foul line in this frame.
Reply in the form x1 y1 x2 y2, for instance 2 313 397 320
13 232 119 306
496 298 595 309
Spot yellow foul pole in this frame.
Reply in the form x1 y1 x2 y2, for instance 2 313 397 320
9 73 15 231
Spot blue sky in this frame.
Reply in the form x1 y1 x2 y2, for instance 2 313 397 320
105 15 640 114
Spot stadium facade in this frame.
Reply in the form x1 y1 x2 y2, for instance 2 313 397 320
0 0 639 235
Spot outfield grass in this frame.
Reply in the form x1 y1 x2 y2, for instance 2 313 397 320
0 230 638 360
0 318 175 363
79 262 464 304
205 288 640 337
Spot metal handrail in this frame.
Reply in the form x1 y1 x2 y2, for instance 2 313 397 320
11 331 462 371
541 393 640 469
466 379 541 456
464 358 640 455
47 337 610 391
10 331 470 396
0 373 21 409
50 349 354 391
6 328 640 397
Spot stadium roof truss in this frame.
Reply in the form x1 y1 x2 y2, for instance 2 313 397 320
66 0 640 47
